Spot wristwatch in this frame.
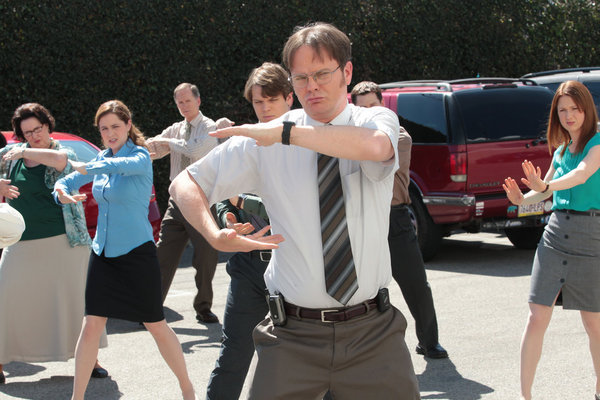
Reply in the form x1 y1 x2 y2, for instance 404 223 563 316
282 121 295 145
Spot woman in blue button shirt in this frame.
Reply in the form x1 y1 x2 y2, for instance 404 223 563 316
504 81 600 400
55 100 197 400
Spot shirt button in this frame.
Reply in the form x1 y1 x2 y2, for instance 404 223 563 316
566 215 570 220
564 234 569 239
560 278 565 283
562 260 567 265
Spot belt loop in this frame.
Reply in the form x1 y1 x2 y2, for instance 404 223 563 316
362 301 370 313
295 305 301 319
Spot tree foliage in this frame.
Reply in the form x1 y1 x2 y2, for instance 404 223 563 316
1 0 599 211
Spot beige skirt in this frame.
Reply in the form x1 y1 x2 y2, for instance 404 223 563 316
0 234 107 364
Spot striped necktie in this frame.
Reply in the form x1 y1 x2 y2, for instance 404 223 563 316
318 153 358 305
180 121 192 171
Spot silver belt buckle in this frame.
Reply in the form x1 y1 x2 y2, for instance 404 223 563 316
320 309 337 323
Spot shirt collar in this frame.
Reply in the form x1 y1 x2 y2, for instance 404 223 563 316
107 138 135 157
187 111 205 128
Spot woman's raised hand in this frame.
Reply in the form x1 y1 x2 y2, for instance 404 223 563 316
502 177 524 205
520 160 545 192
55 188 86 204
2 147 24 161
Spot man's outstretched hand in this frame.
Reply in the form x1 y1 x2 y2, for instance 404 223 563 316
212 224 284 253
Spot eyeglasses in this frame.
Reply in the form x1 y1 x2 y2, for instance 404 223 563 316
23 125 44 137
289 66 341 89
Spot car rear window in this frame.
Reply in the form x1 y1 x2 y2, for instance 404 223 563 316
454 88 552 143
60 140 98 162
395 93 447 143
583 82 600 116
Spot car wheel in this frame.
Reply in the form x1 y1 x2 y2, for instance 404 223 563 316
504 226 544 249
409 190 443 261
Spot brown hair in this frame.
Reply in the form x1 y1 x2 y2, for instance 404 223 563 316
11 103 56 142
282 22 351 72
350 81 382 104
243 62 293 102
173 83 200 101
547 80 599 157
94 100 147 148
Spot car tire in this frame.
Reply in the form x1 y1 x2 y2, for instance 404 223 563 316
409 190 443 262
504 226 544 250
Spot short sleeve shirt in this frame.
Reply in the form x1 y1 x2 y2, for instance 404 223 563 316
552 132 600 211
187 103 400 308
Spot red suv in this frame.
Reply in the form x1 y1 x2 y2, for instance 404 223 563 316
1 131 161 241
378 78 555 260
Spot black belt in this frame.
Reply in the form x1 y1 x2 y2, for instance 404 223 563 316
284 298 378 323
555 209 600 217
250 250 271 262
391 203 409 210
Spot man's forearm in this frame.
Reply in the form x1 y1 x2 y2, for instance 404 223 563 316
169 170 220 245
289 125 394 161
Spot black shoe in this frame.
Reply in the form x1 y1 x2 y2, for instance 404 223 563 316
416 343 448 359
0 371 5 384
91 367 109 379
196 310 219 324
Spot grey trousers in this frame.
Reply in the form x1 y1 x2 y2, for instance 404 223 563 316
248 306 420 400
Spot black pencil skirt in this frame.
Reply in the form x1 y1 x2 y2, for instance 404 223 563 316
85 241 165 322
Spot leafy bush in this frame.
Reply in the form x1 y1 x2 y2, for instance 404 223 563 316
1 0 599 211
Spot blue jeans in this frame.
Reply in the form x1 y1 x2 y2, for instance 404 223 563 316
206 251 269 400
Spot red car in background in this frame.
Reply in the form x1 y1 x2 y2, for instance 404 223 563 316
1 131 162 241
353 78 555 260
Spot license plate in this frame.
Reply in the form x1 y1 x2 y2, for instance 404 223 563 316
518 201 545 217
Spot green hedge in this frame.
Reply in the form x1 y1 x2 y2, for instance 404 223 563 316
1 0 599 212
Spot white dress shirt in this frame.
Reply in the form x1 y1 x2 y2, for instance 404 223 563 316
153 111 219 181
187 103 400 308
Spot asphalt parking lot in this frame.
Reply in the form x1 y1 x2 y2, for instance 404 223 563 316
0 232 594 399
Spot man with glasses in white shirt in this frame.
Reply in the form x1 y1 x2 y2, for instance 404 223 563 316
170 23 420 399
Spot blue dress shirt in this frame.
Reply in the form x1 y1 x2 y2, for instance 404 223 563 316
54 139 154 257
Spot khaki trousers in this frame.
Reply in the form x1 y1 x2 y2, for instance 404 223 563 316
248 305 420 400
157 198 218 314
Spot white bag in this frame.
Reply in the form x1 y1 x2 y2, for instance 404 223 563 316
0 203 25 248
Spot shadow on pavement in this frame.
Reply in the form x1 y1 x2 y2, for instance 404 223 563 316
424 237 535 278
163 306 184 324
0 361 45 378
105 307 186 335
176 324 223 355
0 374 121 399
106 318 148 335
417 358 494 399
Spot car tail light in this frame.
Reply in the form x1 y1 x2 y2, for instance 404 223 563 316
450 151 467 182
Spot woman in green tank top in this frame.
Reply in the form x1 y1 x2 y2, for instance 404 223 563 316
504 81 600 400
